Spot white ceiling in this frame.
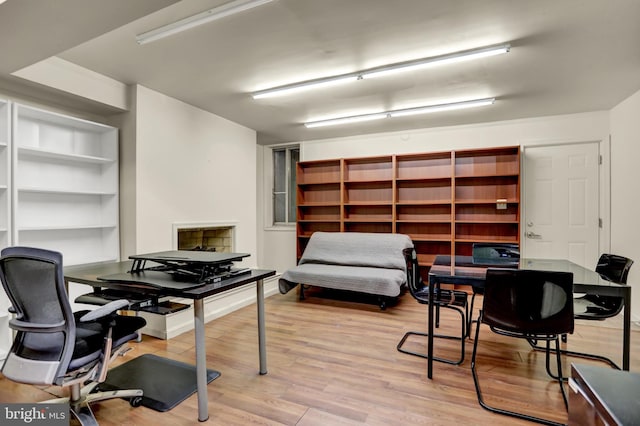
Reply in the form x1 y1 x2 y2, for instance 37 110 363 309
2 0 640 145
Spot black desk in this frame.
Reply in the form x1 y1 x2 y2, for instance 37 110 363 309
427 256 632 379
64 260 275 422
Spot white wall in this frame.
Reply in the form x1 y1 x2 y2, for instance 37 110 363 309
118 85 280 337
299 112 609 161
610 88 640 315
13 57 129 111
127 85 258 263
258 111 615 298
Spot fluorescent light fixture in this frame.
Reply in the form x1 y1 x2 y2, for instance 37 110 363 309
389 98 496 117
136 0 276 45
362 43 510 79
305 112 388 128
252 75 359 99
252 43 509 99
304 98 495 128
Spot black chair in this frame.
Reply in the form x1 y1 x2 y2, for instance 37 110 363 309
471 268 574 426
397 247 468 365
468 243 520 337
0 247 147 425
569 254 632 369
532 253 633 371
575 253 633 320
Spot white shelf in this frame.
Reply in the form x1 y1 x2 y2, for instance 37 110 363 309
18 146 115 164
19 224 117 232
18 187 116 196
17 104 114 129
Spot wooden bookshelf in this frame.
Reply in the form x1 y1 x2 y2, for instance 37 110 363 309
453 147 520 257
295 146 521 276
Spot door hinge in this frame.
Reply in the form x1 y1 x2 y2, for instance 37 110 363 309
599 218 603 228
599 155 603 165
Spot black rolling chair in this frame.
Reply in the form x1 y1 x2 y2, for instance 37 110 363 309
468 243 520 337
397 247 469 365
471 268 574 426
0 247 147 425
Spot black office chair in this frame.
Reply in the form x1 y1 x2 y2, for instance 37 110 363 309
471 268 574 426
468 243 520 337
397 247 469 365
0 247 147 425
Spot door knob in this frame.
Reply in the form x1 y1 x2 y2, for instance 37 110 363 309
526 231 542 239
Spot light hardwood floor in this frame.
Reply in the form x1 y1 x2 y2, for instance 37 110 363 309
1 286 638 425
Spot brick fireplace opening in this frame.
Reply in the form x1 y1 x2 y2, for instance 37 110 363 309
174 223 236 252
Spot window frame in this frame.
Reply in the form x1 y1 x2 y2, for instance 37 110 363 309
271 145 299 226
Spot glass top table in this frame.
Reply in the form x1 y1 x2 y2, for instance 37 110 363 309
424 255 632 379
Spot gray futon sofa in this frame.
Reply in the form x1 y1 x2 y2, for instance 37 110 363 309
279 232 413 309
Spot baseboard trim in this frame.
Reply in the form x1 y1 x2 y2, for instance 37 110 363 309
139 275 280 339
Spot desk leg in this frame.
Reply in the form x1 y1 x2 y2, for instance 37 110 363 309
193 299 209 422
623 289 631 370
256 279 268 375
427 275 435 379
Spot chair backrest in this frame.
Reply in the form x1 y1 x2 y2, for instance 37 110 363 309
472 243 520 259
595 254 633 284
0 247 76 385
482 268 574 335
402 247 424 298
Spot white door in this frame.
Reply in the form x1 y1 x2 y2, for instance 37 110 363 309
522 142 600 268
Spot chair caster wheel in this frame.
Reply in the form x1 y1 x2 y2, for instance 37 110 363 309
130 396 143 407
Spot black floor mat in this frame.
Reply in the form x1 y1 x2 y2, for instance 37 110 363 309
99 353 220 412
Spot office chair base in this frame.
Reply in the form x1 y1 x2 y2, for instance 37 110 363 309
397 330 465 365
43 382 143 426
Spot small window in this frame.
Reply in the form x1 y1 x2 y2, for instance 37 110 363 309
273 146 299 225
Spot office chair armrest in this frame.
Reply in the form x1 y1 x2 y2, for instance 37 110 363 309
79 299 129 323
9 318 66 332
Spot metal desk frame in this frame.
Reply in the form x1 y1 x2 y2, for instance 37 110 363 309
64 260 275 422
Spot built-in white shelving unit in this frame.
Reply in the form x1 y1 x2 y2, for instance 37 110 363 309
12 103 119 266
0 101 120 362
0 99 9 250
0 99 11 361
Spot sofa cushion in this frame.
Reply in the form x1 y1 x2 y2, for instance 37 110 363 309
299 232 412 270
280 263 407 297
